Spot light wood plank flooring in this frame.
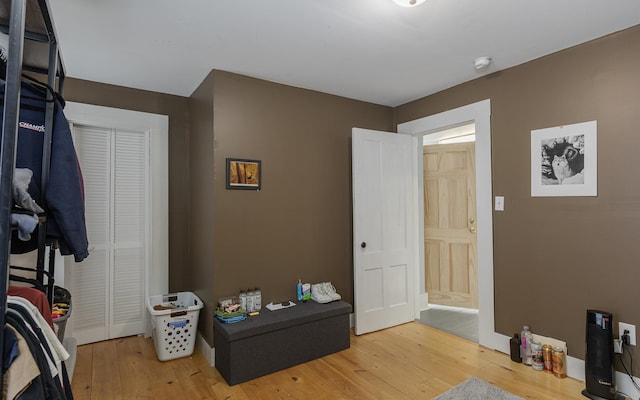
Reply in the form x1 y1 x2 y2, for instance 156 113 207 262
71 322 586 399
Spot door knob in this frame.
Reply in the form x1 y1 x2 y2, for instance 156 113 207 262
469 227 476 234
361 242 367 248
469 217 476 225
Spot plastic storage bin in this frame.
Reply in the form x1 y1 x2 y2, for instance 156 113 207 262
147 292 203 361
52 286 73 341
52 301 71 341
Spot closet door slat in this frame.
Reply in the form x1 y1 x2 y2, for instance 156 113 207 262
69 125 111 343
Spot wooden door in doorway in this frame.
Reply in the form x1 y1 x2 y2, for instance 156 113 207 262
424 142 478 309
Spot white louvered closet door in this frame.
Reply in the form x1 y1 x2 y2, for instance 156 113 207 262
69 124 148 345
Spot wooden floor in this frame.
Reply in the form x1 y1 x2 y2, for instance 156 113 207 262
71 322 587 399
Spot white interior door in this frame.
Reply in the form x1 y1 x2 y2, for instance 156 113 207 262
352 128 415 335
69 125 148 344
63 102 168 344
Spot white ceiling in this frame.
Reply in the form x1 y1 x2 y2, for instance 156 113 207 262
48 0 640 107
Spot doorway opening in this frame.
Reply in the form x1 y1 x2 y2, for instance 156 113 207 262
397 99 501 351
418 123 479 343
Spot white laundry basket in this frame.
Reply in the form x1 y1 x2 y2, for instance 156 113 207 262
147 292 203 361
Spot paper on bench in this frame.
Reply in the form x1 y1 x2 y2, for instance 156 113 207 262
265 301 296 311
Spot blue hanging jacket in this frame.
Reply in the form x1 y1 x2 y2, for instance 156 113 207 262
1 81 89 262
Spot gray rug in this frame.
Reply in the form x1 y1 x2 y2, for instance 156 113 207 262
434 377 524 400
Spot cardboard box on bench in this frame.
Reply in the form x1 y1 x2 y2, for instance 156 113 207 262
214 300 352 385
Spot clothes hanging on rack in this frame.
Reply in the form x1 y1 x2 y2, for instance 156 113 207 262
0 80 89 262
9 167 43 242
2 3 75 398
2 324 19 371
10 213 38 241
8 297 69 369
4 325 40 400
5 300 73 399
8 286 54 329
13 168 44 214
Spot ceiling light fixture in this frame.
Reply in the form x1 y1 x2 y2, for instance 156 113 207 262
473 56 492 70
392 0 427 7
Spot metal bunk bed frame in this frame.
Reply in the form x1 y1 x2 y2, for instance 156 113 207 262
0 0 65 392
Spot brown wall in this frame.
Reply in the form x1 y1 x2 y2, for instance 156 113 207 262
396 24 640 368
189 70 393 344
187 70 216 340
63 79 191 292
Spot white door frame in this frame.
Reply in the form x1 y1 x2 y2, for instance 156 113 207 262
63 102 169 339
397 99 504 351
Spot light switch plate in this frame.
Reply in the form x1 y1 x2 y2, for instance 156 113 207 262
494 196 504 211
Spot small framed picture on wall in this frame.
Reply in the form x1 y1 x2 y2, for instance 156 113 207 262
226 158 261 190
531 120 597 197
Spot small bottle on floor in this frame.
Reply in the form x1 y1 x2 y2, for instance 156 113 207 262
510 333 522 363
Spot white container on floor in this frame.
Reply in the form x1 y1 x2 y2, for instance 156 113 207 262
147 292 203 361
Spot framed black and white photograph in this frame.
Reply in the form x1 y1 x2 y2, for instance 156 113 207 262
531 120 597 197
226 158 261 190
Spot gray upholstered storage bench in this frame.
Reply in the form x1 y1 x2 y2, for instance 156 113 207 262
213 300 352 385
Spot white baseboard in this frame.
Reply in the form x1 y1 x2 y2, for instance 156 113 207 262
419 293 429 311
615 370 640 399
492 332 640 398
196 332 215 367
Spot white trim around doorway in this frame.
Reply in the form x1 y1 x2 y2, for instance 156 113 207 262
63 102 169 339
396 99 505 352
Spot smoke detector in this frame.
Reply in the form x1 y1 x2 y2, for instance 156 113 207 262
474 56 492 70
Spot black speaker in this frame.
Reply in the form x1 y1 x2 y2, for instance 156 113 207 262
582 309 622 400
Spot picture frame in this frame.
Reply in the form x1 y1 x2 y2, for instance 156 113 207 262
531 120 597 197
226 158 261 190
